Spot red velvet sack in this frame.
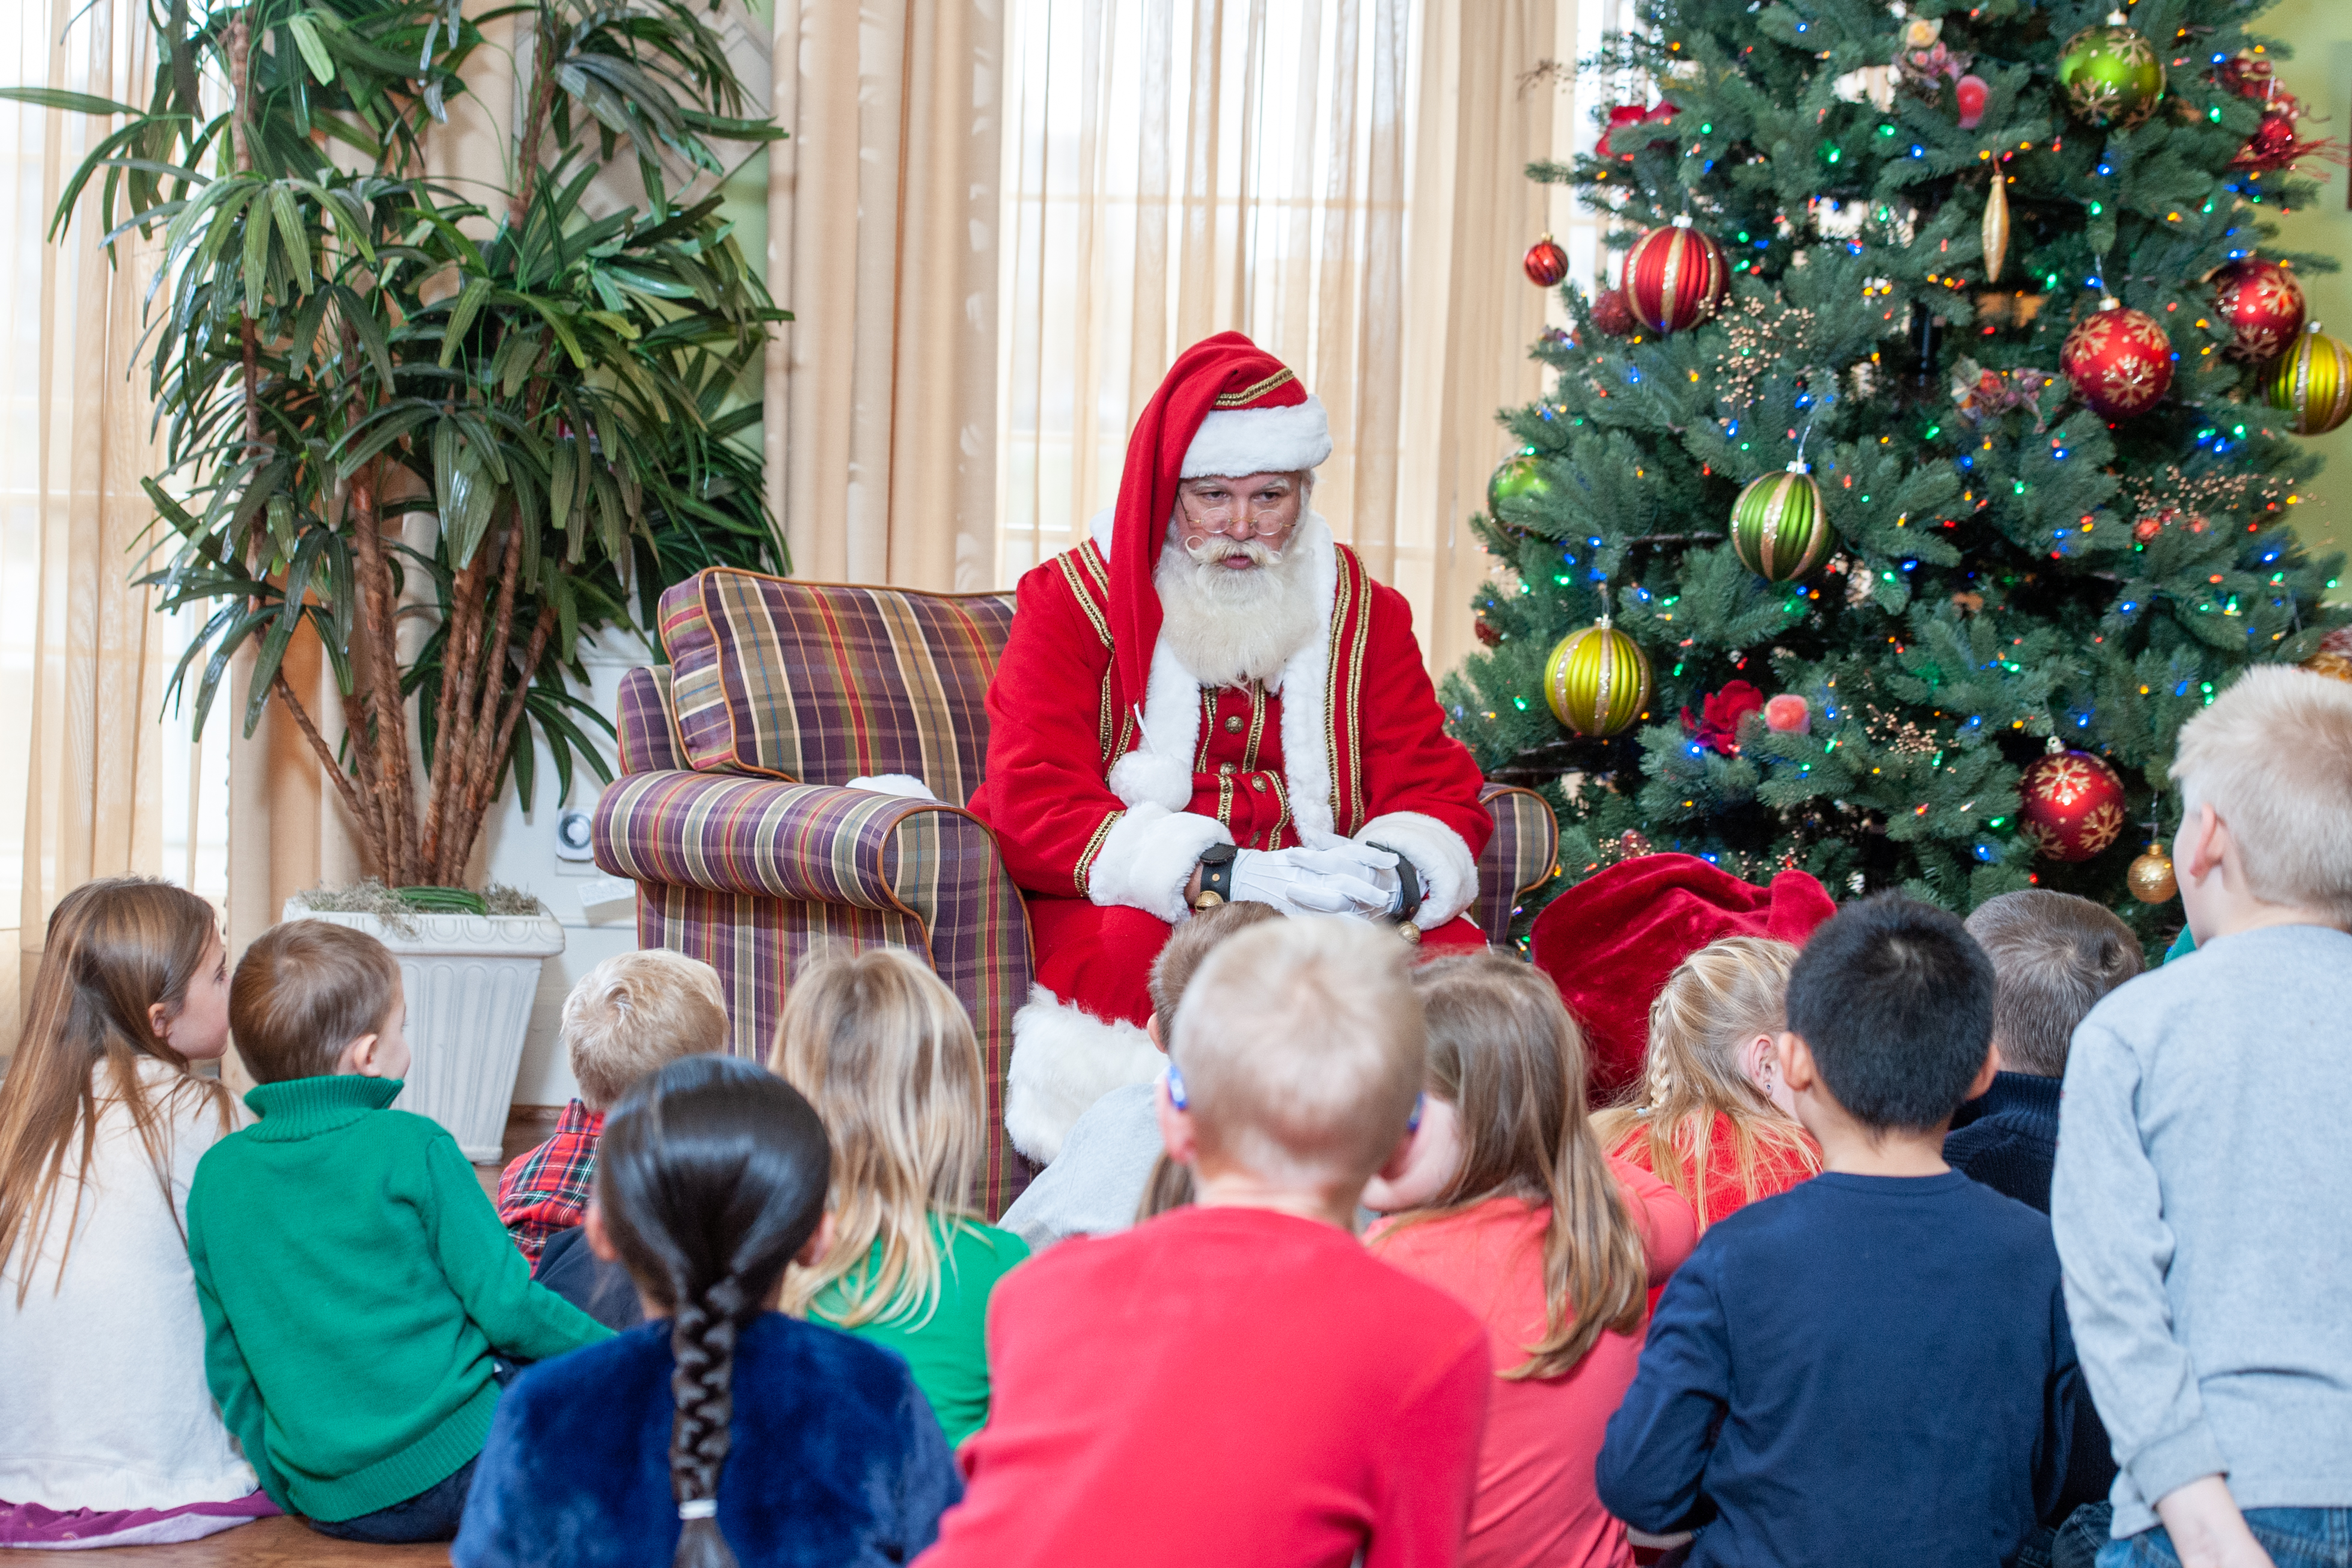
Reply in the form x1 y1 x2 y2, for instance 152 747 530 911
1530 853 1836 1103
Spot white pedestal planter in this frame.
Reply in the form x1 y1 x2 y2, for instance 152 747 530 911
280 901 566 1163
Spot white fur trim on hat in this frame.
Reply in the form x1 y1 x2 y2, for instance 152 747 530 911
1355 811 1480 930
1004 989 1163 1163
1180 395 1333 479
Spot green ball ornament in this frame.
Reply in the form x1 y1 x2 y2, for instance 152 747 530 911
1544 618 1651 737
2057 12 2164 130
1729 463 1834 582
1487 451 1553 518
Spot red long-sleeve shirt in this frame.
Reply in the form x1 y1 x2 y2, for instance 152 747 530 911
917 1204 1491 1568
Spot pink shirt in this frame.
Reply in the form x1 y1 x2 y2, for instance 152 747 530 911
1365 1160 1699 1568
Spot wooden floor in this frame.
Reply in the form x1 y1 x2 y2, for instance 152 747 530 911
68 1518 447 1566
79 1110 564 1567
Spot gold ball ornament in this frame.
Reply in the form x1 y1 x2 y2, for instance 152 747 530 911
2127 847 2178 904
1544 618 1652 737
2259 325 2352 438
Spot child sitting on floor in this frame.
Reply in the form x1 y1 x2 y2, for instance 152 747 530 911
917 918 1491 1567
498 948 729 1263
1597 895 2079 1567
1947 889 2140 1567
2054 667 2352 1568
1591 936 1821 1235
774 949 1030 1447
453 1054 961 1568
1361 951 1697 1568
0 880 268 1549
187 920 609 1545
997 900 1278 1249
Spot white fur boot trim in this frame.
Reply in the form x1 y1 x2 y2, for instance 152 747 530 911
1004 989 1163 1164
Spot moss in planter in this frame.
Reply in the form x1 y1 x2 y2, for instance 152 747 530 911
293 879 550 938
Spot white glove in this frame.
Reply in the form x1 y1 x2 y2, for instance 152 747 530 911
1296 831 1404 918
1230 843 1397 920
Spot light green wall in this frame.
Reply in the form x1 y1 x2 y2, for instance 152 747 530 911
2265 0 2352 592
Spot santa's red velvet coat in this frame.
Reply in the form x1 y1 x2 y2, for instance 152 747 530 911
968 332 1492 1164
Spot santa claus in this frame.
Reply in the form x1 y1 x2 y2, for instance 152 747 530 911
970 332 1492 1161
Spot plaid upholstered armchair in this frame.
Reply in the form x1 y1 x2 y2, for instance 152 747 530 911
591 567 1559 1212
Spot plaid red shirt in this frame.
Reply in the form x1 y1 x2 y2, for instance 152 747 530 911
497 1100 605 1263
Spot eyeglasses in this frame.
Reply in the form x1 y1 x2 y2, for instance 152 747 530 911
1174 488 1297 539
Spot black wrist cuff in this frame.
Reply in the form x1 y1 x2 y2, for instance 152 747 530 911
1196 842 1238 908
1367 842 1422 926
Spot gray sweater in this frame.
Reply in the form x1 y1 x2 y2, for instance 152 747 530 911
2051 922 2352 1536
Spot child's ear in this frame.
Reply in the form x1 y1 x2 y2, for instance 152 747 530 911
1964 1043 2000 1102
2179 801 2228 883
584 1201 619 1263
146 1001 173 1041
1155 1073 1197 1166
1144 1013 1164 1054
1776 1031 1818 1094
793 1210 836 1268
336 1033 383 1076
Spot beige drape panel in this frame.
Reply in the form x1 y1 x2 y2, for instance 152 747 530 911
997 0 1580 674
0 0 173 1053
765 0 1005 591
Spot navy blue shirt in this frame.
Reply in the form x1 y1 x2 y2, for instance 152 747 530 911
1596 1171 2077 1567
453 1313 961 1568
1944 1072 2063 1213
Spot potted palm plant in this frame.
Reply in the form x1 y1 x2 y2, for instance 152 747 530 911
10 0 785 1155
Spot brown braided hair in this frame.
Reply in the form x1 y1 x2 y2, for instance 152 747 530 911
594 1054 829 1567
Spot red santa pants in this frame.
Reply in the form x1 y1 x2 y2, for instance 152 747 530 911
1025 898 1488 1027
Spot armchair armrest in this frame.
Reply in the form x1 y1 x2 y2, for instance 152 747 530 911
1474 783 1559 947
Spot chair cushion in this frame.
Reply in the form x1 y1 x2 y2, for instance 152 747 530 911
658 568 1017 805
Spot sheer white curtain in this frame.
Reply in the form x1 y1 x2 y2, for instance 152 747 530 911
0 0 228 1055
996 0 1599 672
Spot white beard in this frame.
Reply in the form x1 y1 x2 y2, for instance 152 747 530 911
1153 525 1323 690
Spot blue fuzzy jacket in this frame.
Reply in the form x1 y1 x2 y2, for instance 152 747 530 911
451 1313 961 1568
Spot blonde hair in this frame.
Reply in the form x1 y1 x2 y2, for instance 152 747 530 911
2170 665 2352 924
770 948 985 1326
564 949 730 1109
1171 918 1423 1191
1372 953 1650 1379
0 879 231 1301
1591 935 1820 1229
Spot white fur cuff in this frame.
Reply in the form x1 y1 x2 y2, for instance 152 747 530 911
1181 395 1333 479
1089 807 1232 922
1357 811 1479 930
1004 989 1162 1163
1108 749 1191 813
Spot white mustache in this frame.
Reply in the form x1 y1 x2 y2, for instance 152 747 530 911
1182 534 1283 568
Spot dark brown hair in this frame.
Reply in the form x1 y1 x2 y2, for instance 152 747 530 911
1964 890 2144 1077
0 878 230 1299
228 921 403 1084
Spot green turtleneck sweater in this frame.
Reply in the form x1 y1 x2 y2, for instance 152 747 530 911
186 1075 609 1522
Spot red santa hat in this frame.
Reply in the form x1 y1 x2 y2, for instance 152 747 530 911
1108 332 1333 703
1529 853 1837 1103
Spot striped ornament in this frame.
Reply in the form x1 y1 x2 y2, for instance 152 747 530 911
1545 619 1652 736
1729 466 1834 582
2260 326 2352 436
1622 219 1728 335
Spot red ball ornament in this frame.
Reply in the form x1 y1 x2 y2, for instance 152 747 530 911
1589 288 1636 337
2061 300 2174 418
1622 217 1729 335
2235 107 2306 172
2210 257 2306 362
1524 234 1569 287
1955 73 1989 129
2017 743 2129 863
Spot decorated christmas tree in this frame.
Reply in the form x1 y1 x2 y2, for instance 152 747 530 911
1445 0 2352 944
